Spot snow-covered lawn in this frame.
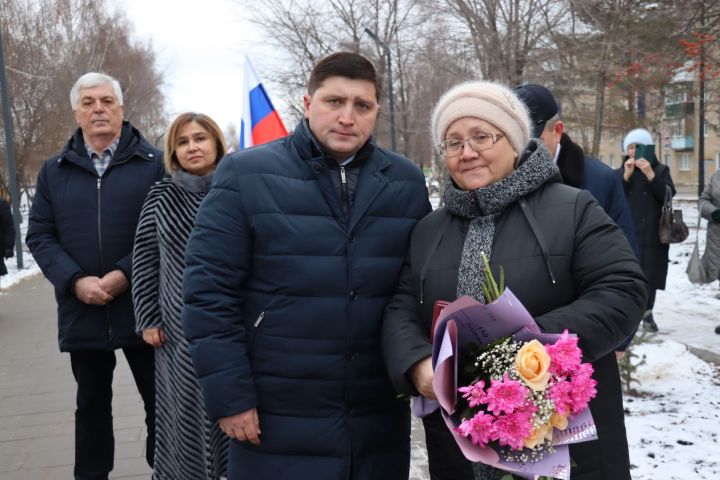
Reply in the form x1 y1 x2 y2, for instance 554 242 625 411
0 198 39 291
625 196 720 479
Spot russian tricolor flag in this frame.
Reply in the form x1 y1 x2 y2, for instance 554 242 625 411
240 56 288 149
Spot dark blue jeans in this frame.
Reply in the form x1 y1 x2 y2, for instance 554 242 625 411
70 346 155 480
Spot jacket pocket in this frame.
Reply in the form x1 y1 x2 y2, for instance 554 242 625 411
247 310 266 356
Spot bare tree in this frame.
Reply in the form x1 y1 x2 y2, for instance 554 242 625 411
434 0 569 85
0 0 167 198
245 0 444 162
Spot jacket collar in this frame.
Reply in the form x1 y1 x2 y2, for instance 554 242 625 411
556 133 585 188
58 121 156 168
291 119 378 168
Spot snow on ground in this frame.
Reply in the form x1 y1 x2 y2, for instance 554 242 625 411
625 340 720 479
2 193 719 479
623 196 720 480
0 195 39 291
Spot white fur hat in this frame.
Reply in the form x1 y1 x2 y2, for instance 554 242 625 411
622 128 653 154
431 81 530 155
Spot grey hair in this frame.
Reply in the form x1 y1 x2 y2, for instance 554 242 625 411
69 72 123 110
543 114 561 131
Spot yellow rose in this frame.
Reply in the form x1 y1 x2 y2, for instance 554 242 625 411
549 411 569 430
515 339 551 392
524 422 553 449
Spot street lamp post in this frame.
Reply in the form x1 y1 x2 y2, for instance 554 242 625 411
0 19 24 268
697 3 706 198
363 27 397 152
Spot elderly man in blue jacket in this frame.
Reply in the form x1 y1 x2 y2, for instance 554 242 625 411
26 72 164 480
514 83 642 353
182 52 431 480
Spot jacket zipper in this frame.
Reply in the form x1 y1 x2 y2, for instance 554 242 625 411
97 176 113 341
339 165 349 220
97 157 137 342
248 311 265 355
254 311 265 327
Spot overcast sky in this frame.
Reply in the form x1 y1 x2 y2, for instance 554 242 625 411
121 0 286 134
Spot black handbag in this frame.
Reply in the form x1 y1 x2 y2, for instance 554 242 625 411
658 185 688 244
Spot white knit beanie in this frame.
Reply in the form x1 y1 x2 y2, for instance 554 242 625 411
622 128 654 154
431 81 531 155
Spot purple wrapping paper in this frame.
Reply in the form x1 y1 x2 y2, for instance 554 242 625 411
419 290 597 480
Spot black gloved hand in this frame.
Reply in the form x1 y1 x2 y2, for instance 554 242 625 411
712 209 720 223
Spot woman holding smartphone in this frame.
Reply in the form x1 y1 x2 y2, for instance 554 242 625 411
618 128 676 333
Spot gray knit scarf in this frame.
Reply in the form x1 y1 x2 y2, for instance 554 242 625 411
172 169 214 194
443 139 558 304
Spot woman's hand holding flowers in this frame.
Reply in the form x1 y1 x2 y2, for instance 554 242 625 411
410 356 437 400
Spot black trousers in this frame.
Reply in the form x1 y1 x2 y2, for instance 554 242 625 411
646 287 657 311
70 346 155 480
422 409 474 480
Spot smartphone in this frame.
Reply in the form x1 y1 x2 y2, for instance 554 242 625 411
634 144 655 161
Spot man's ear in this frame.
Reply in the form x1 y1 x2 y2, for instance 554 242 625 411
303 94 312 119
555 120 564 137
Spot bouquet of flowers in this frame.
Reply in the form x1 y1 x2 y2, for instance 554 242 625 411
427 254 598 479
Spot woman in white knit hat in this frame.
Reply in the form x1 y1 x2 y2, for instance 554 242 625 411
382 81 646 479
618 128 676 333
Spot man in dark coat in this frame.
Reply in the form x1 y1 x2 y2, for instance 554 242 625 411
514 84 639 258
26 72 164 480
0 196 14 279
515 83 641 351
181 53 431 480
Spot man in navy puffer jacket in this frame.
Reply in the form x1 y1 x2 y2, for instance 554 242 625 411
26 72 164 480
182 52 431 480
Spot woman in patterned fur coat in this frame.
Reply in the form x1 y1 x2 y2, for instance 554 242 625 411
132 112 229 479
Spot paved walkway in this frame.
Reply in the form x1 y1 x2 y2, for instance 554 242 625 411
0 274 430 479
0 275 154 479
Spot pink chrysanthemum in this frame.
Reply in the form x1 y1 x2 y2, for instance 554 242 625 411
546 330 582 376
548 378 574 415
485 373 528 415
456 411 497 448
493 410 534 450
458 380 487 408
569 363 597 413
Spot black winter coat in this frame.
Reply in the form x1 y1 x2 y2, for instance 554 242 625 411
26 122 165 351
556 133 639 258
383 180 646 480
1 198 14 276
617 156 675 290
182 120 432 480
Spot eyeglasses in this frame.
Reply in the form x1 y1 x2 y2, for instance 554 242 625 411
438 132 505 156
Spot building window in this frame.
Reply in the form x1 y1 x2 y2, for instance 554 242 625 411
669 118 685 137
717 153 720 170
609 154 615 167
704 121 709 137
680 153 691 171
665 89 688 105
664 154 672 167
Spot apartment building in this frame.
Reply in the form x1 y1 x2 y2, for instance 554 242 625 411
560 69 719 194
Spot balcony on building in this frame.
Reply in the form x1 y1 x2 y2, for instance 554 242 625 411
671 136 694 150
